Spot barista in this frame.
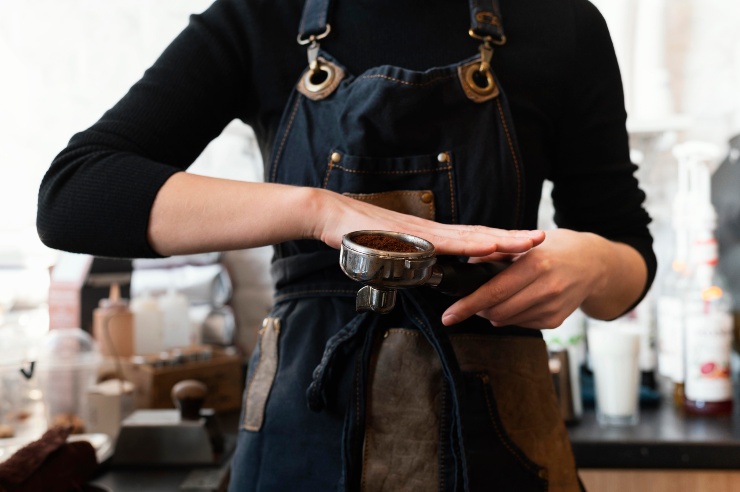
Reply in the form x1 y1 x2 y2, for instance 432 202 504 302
37 0 656 490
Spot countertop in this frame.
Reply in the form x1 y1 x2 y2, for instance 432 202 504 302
569 401 740 469
89 394 740 491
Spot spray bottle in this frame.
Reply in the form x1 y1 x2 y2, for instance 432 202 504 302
682 158 733 415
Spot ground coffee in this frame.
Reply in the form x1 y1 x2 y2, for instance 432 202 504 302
352 234 419 253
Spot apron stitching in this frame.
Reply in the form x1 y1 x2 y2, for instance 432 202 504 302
274 289 357 302
270 95 303 183
356 73 457 87
439 381 447 491
495 98 522 226
351 192 436 218
446 158 456 223
355 350 362 448
450 334 540 342
387 328 420 337
322 154 334 188
324 164 453 175
478 372 542 475
407 311 470 490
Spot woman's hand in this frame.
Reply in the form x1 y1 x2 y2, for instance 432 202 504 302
440 229 648 329
311 188 545 258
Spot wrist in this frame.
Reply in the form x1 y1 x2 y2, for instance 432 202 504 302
299 186 331 241
580 233 646 320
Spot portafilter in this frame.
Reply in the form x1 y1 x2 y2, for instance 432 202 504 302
339 230 509 314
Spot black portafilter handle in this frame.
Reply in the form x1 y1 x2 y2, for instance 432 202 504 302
430 260 510 297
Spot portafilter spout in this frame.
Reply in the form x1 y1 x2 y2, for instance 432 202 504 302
339 230 509 314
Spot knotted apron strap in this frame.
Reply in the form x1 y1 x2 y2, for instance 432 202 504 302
399 290 472 492
468 0 506 43
306 312 370 412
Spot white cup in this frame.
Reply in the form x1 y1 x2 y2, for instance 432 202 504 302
587 324 641 426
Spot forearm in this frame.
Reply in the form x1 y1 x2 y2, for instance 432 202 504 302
579 233 648 320
147 172 320 256
148 171 547 260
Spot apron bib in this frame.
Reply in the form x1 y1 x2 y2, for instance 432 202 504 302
229 1 581 490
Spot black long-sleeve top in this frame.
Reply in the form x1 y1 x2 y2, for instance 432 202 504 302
37 0 657 297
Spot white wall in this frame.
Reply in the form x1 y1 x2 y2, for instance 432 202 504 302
0 0 216 263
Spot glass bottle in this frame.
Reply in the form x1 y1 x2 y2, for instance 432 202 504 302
682 231 734 415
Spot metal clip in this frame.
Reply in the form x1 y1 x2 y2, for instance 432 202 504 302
307 40 320 74
478 41 493 73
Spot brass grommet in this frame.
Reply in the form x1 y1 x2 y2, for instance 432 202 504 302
463 64 496 96
331 152 342 163
421 192 433 204
303 63 336 93
437 152 450 163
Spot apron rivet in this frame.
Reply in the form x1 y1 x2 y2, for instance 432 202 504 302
383 330 390 339
421 192 433 204
331 152 342 163
437 152 450 163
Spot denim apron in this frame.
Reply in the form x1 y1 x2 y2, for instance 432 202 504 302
228 1 581 490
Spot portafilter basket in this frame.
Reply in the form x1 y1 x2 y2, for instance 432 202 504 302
340 230 509 314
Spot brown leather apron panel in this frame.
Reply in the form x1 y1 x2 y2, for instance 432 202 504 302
450 334 581 492
361 329 442 491
362 330 580 492
344 190 436 221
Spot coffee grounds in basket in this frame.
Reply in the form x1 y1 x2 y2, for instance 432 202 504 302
352 234 419 253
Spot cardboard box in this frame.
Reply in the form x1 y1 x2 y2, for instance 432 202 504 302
122 346 244 412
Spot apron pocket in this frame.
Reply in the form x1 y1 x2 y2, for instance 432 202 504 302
458 371 548 491
243 317 281 431
343 190 436 221
451 335 582 491
323 150 457 224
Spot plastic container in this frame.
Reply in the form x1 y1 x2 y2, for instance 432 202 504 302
0 313 43 437
158 289 196 349
130 292 165 355
35 328 102 432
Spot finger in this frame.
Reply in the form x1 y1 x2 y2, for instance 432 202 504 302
483 301 571 330
480 285 581 329
441 265 538 326
424 228 545 257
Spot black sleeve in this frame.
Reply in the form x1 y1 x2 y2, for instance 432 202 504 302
36 0 253 259
549 0 657 312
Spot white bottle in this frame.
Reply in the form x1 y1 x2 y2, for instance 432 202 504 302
158 289 192 349
682 163 733 415
656 151 691 382
130 292 164 355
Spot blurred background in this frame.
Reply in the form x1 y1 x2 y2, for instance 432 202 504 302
2 0 740 297
2 0 740 488
1 1 740 377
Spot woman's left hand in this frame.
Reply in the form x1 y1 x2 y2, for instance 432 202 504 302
441 228 646 330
